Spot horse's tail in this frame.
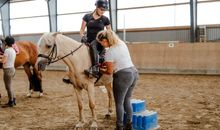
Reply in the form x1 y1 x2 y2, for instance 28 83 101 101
32 68 43 93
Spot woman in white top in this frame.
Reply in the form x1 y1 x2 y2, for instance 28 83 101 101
0 36 16 107
97 30 138 130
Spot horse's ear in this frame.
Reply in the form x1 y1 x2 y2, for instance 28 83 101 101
52 32 62 37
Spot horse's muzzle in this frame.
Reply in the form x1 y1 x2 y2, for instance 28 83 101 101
37 59 48 71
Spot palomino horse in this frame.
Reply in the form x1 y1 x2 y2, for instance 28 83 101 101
37 32 113 129
0 39 43 97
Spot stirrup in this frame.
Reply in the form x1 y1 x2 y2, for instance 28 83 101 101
84 69 99 78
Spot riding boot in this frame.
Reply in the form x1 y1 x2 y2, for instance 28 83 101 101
84 40 100 78
114 125 124 130
123 122 133 130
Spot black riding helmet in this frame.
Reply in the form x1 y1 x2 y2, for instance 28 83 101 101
5 36 15 46
95 0 108 10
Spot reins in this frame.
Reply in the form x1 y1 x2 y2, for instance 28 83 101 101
38 42 84 65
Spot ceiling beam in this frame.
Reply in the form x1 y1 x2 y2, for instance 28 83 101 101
0 0 8 8
0 0 10 37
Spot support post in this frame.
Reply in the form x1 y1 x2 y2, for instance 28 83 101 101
109 0 117 32
0 0 10 37
190 0 197 43
47 0 57 32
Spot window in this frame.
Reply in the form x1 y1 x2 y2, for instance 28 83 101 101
57 0 95 14
10 17 49 34
118 0 189 9
57 12 110 32
10 0 48 18
57 0 110 32
0 20 2 36
197 0 214 1
197 2 220 25
117 4 190 29
10 0 49 34
57 0 95 32
57 14 86 32
0 14 2 35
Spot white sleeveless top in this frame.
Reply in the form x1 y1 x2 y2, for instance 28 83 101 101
105 41 134 73
3 47 16 68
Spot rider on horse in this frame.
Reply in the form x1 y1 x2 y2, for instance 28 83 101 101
80 0 111 78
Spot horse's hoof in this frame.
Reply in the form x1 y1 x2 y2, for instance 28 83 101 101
90 127 98 130
105 114 111 120
74 127 83 130
75 122 84 130
26 93 31 98
90 120 98 129
39 93 43 97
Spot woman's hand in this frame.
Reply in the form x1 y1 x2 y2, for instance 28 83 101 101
99 62 107 72
99 62 113 75
81 35 87 43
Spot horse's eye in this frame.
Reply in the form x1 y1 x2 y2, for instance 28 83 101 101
46 44 51 48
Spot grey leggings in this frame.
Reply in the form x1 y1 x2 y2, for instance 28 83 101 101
3 68 15 101
113 67 139 127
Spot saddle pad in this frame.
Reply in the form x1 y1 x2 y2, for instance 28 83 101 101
12 43 20 54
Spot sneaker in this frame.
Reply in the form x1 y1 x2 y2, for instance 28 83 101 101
84 69 99 78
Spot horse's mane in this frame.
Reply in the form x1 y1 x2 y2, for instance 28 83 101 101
57 34 80 46
39 32 80 47
38 33 54 46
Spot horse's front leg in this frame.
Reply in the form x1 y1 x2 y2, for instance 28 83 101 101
23 63 33 97
105 83 113 119
33 67 43 97
74 87 85 129
87 84 98 129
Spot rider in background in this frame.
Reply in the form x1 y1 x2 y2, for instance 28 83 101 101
80 0 111 78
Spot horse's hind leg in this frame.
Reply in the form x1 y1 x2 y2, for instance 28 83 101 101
23 63 34 97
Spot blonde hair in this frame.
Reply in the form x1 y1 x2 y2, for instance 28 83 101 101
96 30 122 46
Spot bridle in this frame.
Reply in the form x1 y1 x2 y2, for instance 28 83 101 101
38 42 84 65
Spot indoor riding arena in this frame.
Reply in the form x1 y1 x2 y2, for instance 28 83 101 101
0 0 220 130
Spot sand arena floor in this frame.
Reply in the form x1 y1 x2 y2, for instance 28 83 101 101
0 70 220 130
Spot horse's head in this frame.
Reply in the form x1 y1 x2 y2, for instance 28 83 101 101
37 32 60 71
37 32 85 71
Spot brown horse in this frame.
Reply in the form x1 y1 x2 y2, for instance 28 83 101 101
0 39 43 97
